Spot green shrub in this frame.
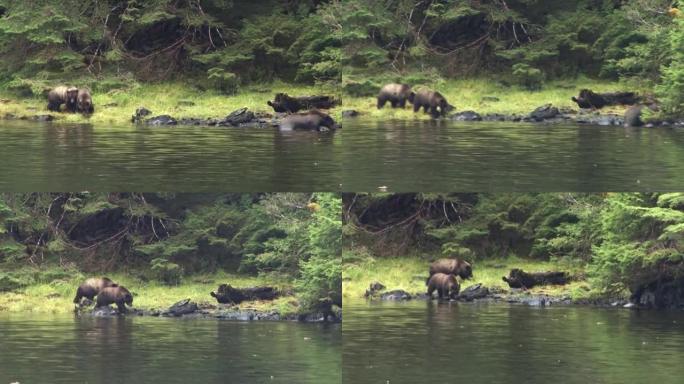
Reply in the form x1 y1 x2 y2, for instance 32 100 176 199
512 63 544 90
150 258 183 286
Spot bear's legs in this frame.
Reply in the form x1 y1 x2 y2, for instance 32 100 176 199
116 301 127 314
47 101 62 112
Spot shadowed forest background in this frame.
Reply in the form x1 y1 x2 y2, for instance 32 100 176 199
0 193 341 314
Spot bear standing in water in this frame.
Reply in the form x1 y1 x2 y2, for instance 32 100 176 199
279 110 339 131
47 86 79 112
427 273 460 299
377 83 415 109
411 90 453 118
429 258 473 280
76 88 94 114
96 286 133 314
73 277 118 304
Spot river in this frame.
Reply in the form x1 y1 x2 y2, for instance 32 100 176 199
0 314 341 384
343 300 684 384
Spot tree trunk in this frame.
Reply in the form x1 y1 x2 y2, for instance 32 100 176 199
267 93 340 113
210 284 279 304
502 268 569 289
571 89 640 109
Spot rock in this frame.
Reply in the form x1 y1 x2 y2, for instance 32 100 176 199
163 299 198 317
482 113 507 121
341 110 359 118
131 107 152 123
177 118 209 126
379 289 412 301
91 306 121 317
145 115 177 126
529 104 560 121
218 108 256 126
31 115 54 122
214 309 282 321
596 115 622 126
450 111 482 121
177 100 196 107
458 283 490 301
481 96 500 102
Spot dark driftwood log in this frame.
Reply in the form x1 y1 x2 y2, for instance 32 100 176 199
502 268 569 289
210 284 279 304
267 93 340 113
571 89 639 109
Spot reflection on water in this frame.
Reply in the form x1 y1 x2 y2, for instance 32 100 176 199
0 314 341 384
340 119 684 191
0 121 340 191
343 300 684 384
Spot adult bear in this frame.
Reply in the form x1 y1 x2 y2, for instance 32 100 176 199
377 83 415 109
47 86 78 113
77 88 94 114
73 277 118 304
412 90 453 118
429 258 473 280
279 110 339 131
96 286 133 314
427 273 460 299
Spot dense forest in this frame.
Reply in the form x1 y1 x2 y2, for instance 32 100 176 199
343 193 684 300
341 0 684 116
0 193 341 313
0 1 341 95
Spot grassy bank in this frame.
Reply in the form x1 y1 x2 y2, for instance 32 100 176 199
0 267 299 315
344 78 651 119
342 255 596 301
0 82 341 125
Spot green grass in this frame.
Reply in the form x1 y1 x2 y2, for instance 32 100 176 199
0 267 299 315
343 254 594 301
344 77 651 119
0 81 341 125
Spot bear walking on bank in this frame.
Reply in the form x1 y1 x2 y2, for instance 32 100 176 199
411 90 453 118
96 286 133 314
427 273 460 299
377 83 415 109
47 86 79 113
73 277 118 304
429 258 473 280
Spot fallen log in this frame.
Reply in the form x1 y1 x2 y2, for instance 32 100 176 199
267 93 340 113
571 89 639 109
502 268 569 289
210 284 279 304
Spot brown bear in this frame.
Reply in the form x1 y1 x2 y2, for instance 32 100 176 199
429 258 473 280
73 277 118 304
76 88 94 114
47 86 79 113
279 110 339 131
377 83 415 109
623 105 644 127
427 273 460 299
96 286 133 314
411 90 453 118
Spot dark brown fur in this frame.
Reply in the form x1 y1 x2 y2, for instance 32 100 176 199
96 286 133 313
377 83 415 109
427 273 460 299
47 86 78 113
77 89 94 114
73 277 118 304
279 110 339 131
411 90 452 118
429 258 473 280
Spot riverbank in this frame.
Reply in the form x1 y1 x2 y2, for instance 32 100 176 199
0 267 339 321
0 82 341 125
342 255 617 305
343 78 665 122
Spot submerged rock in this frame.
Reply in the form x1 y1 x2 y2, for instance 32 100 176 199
163 299 198 317
450 111 482 121
458 283 490 301
529 104 560 121
379 289 412 301
145 115 177 126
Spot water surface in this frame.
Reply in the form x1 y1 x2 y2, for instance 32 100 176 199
0 314 341 384
0 121 340 191
340 119 684 191
343 300 684 384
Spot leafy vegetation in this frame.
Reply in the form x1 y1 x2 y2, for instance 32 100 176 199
0 193 341 314
343 193 684 299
